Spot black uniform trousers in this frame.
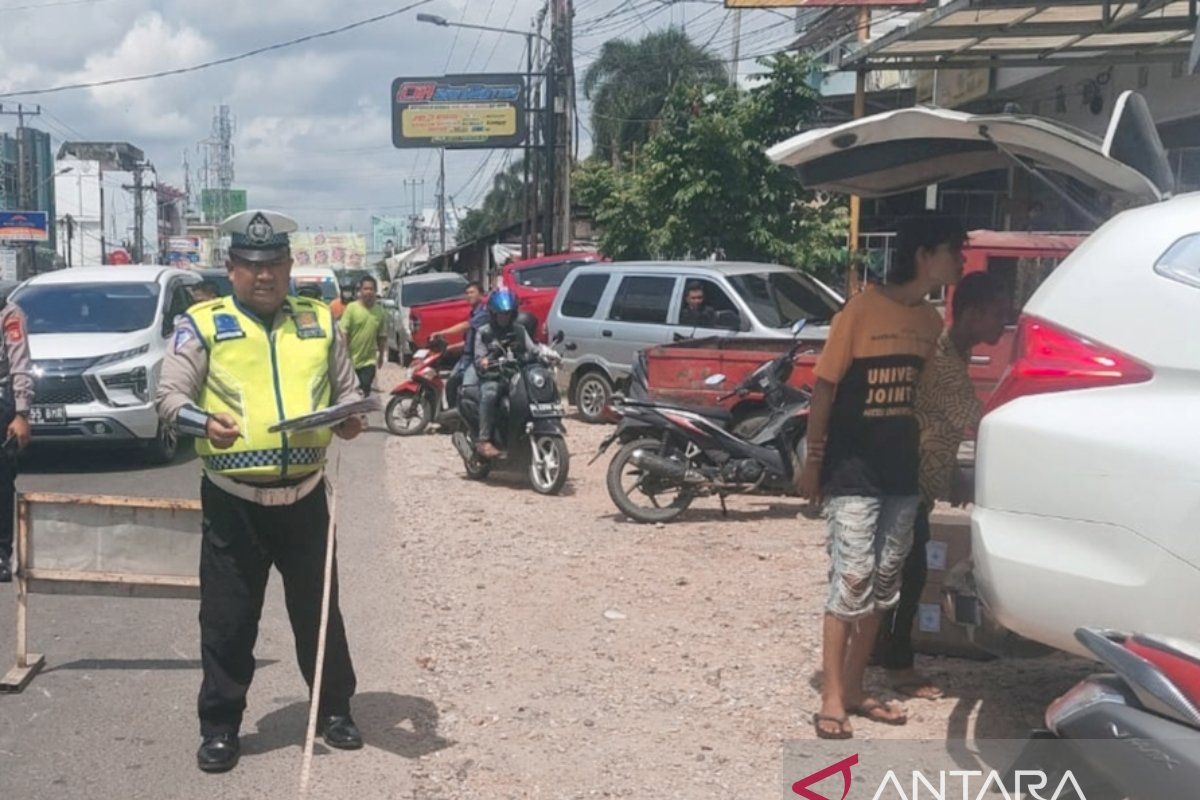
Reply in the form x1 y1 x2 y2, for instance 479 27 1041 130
0 452 15 563
198 475 356 736
876 502 931 671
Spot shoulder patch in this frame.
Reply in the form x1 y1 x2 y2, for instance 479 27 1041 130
173 319 198 353
213 313 246 342
4 314 24 344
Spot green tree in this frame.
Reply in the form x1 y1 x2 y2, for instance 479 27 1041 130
456 153 542 244
575 53 849 285
582 28 729 168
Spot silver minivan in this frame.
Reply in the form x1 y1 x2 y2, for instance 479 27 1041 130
547 261 842 422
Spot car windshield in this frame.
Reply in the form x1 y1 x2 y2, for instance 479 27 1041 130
293 277 339 301
402 277 466 306
727 271 840 329
201 273 234 296
15 282 161 334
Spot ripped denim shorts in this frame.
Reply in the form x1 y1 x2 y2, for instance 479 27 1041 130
823 495 919 621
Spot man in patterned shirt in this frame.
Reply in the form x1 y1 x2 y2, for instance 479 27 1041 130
874 271 1008 700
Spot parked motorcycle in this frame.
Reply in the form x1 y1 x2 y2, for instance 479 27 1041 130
1015 627 1200 800
385 337 460 436
451 331 570 495
596 335 811 523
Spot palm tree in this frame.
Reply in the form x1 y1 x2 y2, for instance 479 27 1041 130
583 28 729 168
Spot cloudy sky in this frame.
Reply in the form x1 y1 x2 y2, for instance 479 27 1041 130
0 0 799 235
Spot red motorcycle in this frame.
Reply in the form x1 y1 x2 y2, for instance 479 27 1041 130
385 337 461 436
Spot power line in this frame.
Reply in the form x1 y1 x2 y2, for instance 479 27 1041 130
1 0 112 11
0 0 437 98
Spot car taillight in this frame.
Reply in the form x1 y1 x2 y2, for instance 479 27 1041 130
984 314 1152 417
984 315 1153 414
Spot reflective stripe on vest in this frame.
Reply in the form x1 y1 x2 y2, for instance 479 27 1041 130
190 296 334 479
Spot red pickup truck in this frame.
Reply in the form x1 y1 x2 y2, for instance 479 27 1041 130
408 251 604 349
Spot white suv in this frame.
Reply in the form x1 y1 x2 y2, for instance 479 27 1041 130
973 193 1200 656
12 266 199 463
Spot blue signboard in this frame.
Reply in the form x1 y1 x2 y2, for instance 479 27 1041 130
0 211 49 242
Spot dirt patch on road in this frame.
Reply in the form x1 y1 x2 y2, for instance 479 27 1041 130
380 368 1088 798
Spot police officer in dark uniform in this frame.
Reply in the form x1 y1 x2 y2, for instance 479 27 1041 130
155 210 365 772
0 297 33 583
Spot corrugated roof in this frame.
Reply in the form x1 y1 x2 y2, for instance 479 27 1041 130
840 0 1196 70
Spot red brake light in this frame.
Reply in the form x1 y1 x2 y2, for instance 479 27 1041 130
984 315 1152 414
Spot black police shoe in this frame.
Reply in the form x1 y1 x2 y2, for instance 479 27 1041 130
0 559 11 583
196 733 240 773
318 714 363 750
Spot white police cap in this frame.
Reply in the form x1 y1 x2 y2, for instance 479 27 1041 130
221 209 298 262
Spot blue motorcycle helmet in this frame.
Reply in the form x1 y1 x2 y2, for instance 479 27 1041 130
487 288 519 329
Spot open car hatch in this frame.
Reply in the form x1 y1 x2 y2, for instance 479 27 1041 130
767 90 1171 206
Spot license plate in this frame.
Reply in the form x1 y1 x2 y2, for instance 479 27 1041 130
30 405 67 425
530 402 563 417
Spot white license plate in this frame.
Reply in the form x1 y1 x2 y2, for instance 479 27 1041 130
530 402 563 416
30 405 68 425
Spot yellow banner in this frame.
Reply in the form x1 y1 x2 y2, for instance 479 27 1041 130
402 103 517 143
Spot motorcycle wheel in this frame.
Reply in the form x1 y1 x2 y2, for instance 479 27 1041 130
606 437 695 524
385 391 433 436
529 435 570 495
464 452 492 481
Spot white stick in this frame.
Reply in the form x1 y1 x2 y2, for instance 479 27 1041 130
298 451 340 797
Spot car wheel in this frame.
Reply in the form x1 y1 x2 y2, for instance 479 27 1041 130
573 371 613 424
144 420 179 465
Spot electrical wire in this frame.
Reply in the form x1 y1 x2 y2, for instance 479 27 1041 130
0 0 437 98
1 0 112 11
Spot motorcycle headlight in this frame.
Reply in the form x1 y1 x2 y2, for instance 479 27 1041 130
101 366 149 406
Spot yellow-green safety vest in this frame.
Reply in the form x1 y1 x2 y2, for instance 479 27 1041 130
189 296 334 479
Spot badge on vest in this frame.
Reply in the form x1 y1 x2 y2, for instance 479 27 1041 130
213 313 246 342
293 310 326 340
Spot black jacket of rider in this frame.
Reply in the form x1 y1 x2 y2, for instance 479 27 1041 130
473 323 537 377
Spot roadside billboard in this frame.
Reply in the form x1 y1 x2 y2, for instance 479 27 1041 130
0 211 49 243
391 74 527 149
165 236 203 268
201 189 247 222
290 231 367 270
372 215 407 254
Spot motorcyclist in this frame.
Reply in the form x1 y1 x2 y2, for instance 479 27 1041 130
431 280 486 407
473 289 539 459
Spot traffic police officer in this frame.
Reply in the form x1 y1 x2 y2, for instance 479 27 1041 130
156 209 365 773
0 297 33 583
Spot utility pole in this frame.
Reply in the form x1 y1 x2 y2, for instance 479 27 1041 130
123 162 156 264
437 148 447 259
558 0 575 252
544 0 559 255
847 8 871 298
730 10 743 86
522 30 534 260
1 103 43 278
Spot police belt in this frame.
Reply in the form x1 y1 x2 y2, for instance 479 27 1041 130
206 469 324 507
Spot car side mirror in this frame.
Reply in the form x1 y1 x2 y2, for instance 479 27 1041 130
715 309 741 331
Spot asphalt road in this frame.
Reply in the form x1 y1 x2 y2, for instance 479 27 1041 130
0 414 430 799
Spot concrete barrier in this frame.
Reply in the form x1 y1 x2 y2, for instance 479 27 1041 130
0 492 201 693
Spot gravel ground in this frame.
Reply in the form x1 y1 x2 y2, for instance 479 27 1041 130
377 364 1093 799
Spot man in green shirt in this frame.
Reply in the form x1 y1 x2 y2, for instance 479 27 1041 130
338 275 387 396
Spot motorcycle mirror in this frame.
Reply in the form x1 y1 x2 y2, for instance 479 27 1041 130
552 330 565 345
792 319 808 337
705 373 727 387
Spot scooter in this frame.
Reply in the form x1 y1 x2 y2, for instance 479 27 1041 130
451 331 570 495
1014 627 1200 800
595 334 811 524
384 337 460 436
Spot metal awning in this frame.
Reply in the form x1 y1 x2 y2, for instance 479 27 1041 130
840 0 1198 70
